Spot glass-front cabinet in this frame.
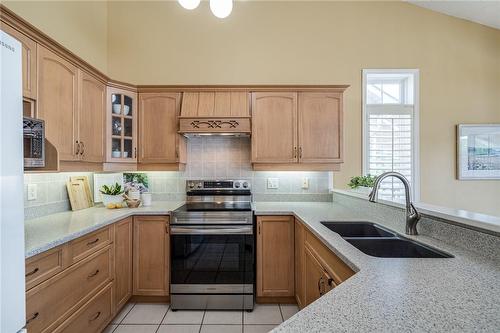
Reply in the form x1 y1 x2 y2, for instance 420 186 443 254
106 87 137 163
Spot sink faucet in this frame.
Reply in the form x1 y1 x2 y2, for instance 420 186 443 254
368 171 421 235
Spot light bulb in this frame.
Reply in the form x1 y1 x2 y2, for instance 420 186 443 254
210 0 233 18
178 0 201 10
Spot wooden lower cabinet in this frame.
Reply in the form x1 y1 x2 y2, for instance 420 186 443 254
54 282 114 333
26 246 113 333
294 220 305 308
133 215 170 296
256 216 295 298
304 244 325 306
114 217 133 311
296 220 355 308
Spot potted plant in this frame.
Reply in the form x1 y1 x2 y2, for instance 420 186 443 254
99 182 125 208
347 175 377 194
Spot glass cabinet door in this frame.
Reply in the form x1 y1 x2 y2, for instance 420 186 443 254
107 88 137 162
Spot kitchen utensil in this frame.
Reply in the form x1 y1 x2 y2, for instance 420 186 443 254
67 180 91 211
69 175 93 207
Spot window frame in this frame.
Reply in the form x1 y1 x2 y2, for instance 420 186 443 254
362 69 420 202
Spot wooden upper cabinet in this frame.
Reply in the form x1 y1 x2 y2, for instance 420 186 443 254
179 91 250 134
1 23 37 100
256 216 295 298
78 70 105 163
139 93 182 164
133 216 170 296
298 92 343 163
180 91 249 117
251 92 298 163
37 45 79 161
106 87 138 163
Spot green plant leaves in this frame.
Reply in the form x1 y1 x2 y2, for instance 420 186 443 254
99 182 124 195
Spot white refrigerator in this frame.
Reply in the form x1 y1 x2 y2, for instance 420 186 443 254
0 30 26 333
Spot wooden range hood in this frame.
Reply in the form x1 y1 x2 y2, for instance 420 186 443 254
178 91 251 136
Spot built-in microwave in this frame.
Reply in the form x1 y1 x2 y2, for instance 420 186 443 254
23 117 45 168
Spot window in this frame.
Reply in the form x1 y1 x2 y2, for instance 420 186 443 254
362 70 419 202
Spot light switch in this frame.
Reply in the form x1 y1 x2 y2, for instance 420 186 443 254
27 184 37 201
302 177 309 189
267 178 279 189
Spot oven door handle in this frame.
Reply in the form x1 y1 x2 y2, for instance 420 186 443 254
170 226 253 235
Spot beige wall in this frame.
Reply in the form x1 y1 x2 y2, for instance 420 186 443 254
107 1 500 216
4 1 500 216
3 0 108 73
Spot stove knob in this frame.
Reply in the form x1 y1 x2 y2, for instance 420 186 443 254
234 182 241 188
196 183 203 189
242 182 249 189
188 182 195 189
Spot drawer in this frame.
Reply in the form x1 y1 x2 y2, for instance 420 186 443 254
305 229 354 284
26 246 113 333
69 227 112 263
54 283 113 333
26 245 67 290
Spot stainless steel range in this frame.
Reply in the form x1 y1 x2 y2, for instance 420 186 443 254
170 180 254 311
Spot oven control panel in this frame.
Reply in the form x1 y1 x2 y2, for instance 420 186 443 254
186 180 251 191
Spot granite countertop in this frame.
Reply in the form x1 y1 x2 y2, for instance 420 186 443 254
25 201 500 332
24 201 184 258
253 202 500 332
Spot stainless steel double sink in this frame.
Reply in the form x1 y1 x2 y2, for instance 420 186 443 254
321 221 453 258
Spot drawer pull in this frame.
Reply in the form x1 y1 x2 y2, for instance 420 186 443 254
27 312 39 324
89 311 101 322
87 238 100 246
88 269 100 278
25 267 39 277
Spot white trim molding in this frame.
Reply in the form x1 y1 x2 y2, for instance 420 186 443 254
362 69 420 202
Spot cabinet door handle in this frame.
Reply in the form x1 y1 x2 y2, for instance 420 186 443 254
25 267 39 277
80 141 85 155
87 238 99 246
75 141 80 155
293 147 297 158
87 269 100 278
299 147 303 159
327 278 334 287
27 312 39 324
175 147 179 159
134 147 137 158
166 223 169 234
317 277 323 295
258 222 261 235
89 311 101 322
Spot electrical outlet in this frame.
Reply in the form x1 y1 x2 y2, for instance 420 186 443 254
302 177 309 189
27 184 37 201
267 178 279 189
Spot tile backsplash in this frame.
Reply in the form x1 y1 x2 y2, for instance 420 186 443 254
24 137 333 219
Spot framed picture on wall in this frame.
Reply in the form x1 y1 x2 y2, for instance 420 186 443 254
457 124 500 180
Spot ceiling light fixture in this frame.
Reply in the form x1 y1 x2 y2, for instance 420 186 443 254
209 0 233 19
178 0 201 10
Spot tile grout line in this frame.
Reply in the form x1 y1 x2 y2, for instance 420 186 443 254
116 302 136 325
155 303 171 333
199 310 206 333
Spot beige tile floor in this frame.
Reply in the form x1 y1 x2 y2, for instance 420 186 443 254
104 303 299 333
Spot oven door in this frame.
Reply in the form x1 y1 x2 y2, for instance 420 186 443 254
170 225 254 290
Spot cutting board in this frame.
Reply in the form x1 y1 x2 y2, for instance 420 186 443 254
67 180 92 211
69 175 93 207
